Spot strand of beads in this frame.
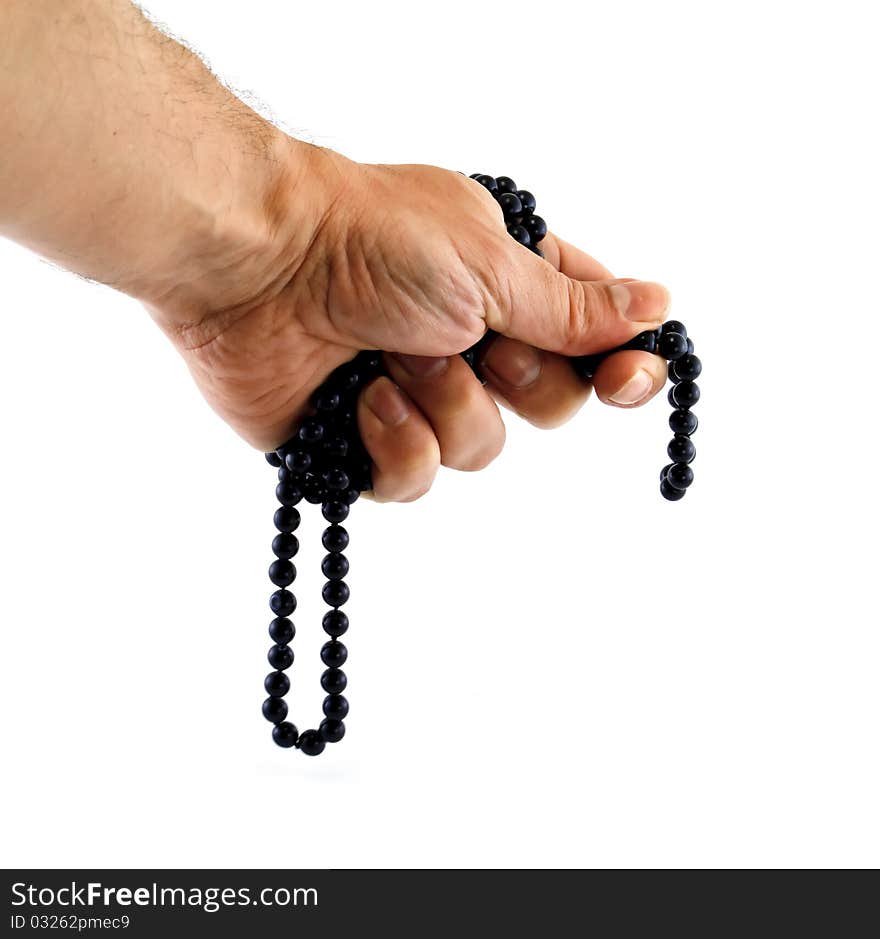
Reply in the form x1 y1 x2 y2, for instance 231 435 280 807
262 172 700 754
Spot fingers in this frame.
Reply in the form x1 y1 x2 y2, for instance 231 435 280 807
357 377 440 502
384 353 505 471
478 336 592 429
591 350 669 409
539 232 614 280
486 240 669 356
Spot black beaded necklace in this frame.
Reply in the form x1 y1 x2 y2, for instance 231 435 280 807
261 174 701 755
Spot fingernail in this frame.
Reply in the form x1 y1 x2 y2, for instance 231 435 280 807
483 338 543 388
364 377 410 426
609 368 654 406
609 281 670 322
393 353 449 378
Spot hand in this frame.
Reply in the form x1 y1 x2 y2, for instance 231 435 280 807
150 147 671 502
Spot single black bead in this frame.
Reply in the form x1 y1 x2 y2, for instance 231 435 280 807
323 694 350 721
322 610 349 637
573 354 603 381
660 478 687 501
322 553 349 580
269 559 296 588
265 452 282 468
273 505 301 533
277 466 297 484
322 500 350 523
303 477 328 504
686 337 694 355
661 319 687 340
666 462 694 490
297 729 326 756
322 580 350 608
272 721 299 748
343 487 361 505
523 214 547 242
361 352 382 372
319 718 346 743
321 668 348 694
495 176 518 194
324 436 349 459
667 435 696 464
322 524 349 553
268 644 294 670
272 532 299 560
498 192 523 218
314 390 341 412
338 370 361 393
264 671 290 697
270 589 296 617
275 482 303 506
324 468 350 491
672 380 700 409
321 640 348 668
269 616 295 644
471 173 498 192
672 353 701 381
667 386 679 407
660 462 673 482
622 330 658 353
298 419 325 444
658 331 688 360
285 450 312 474
669 409 698 436
517 190 536 214
262 696 288 724
667 363 682 385
507 224 531 246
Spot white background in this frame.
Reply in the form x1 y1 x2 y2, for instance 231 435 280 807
1 0 877 869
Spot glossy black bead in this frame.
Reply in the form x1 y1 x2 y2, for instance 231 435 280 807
322 553 349 580
471 173 498 192
660 462 673 482
285 450 311 474
660 478 687 501
669 408 698 436
303 477 328 504
273 505 301 533
671 354 702 382
507 224 531 246
658 331 688 361
319 718 346 743
686 337 694 355
498 192 523 218
298 419 325 444
321 668 347 694
343 487 361 505
622 330 657 353
661 320 687 340
495 176 518 194
265 451 282 467
573 354 602 381
271 532 299 560
269 589 296 617
297 729 325 756
321 640 348 668
517 190 536 214
667 363 682 384
268 644 294 670
322 524 349 553
322 610 349 637
324 468 350 491
314 390 341 412
667 386 679 407
272 721 299 748
524 214 547 242
277 466 297 484
269 616 295 644
324 436 349 459
322 500 349 523
275 482 302 506
268 559 296 588
322 580 350 608
264 671 290 697
672 380 700 409
262 696 288 724
667 435 696 464
323 694 349 721
666 462 694 490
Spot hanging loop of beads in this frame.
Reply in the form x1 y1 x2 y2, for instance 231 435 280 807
262 173 701 754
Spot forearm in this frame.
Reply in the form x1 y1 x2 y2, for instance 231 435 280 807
0 0 321 323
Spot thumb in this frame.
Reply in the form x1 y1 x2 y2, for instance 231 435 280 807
486 252 670 356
